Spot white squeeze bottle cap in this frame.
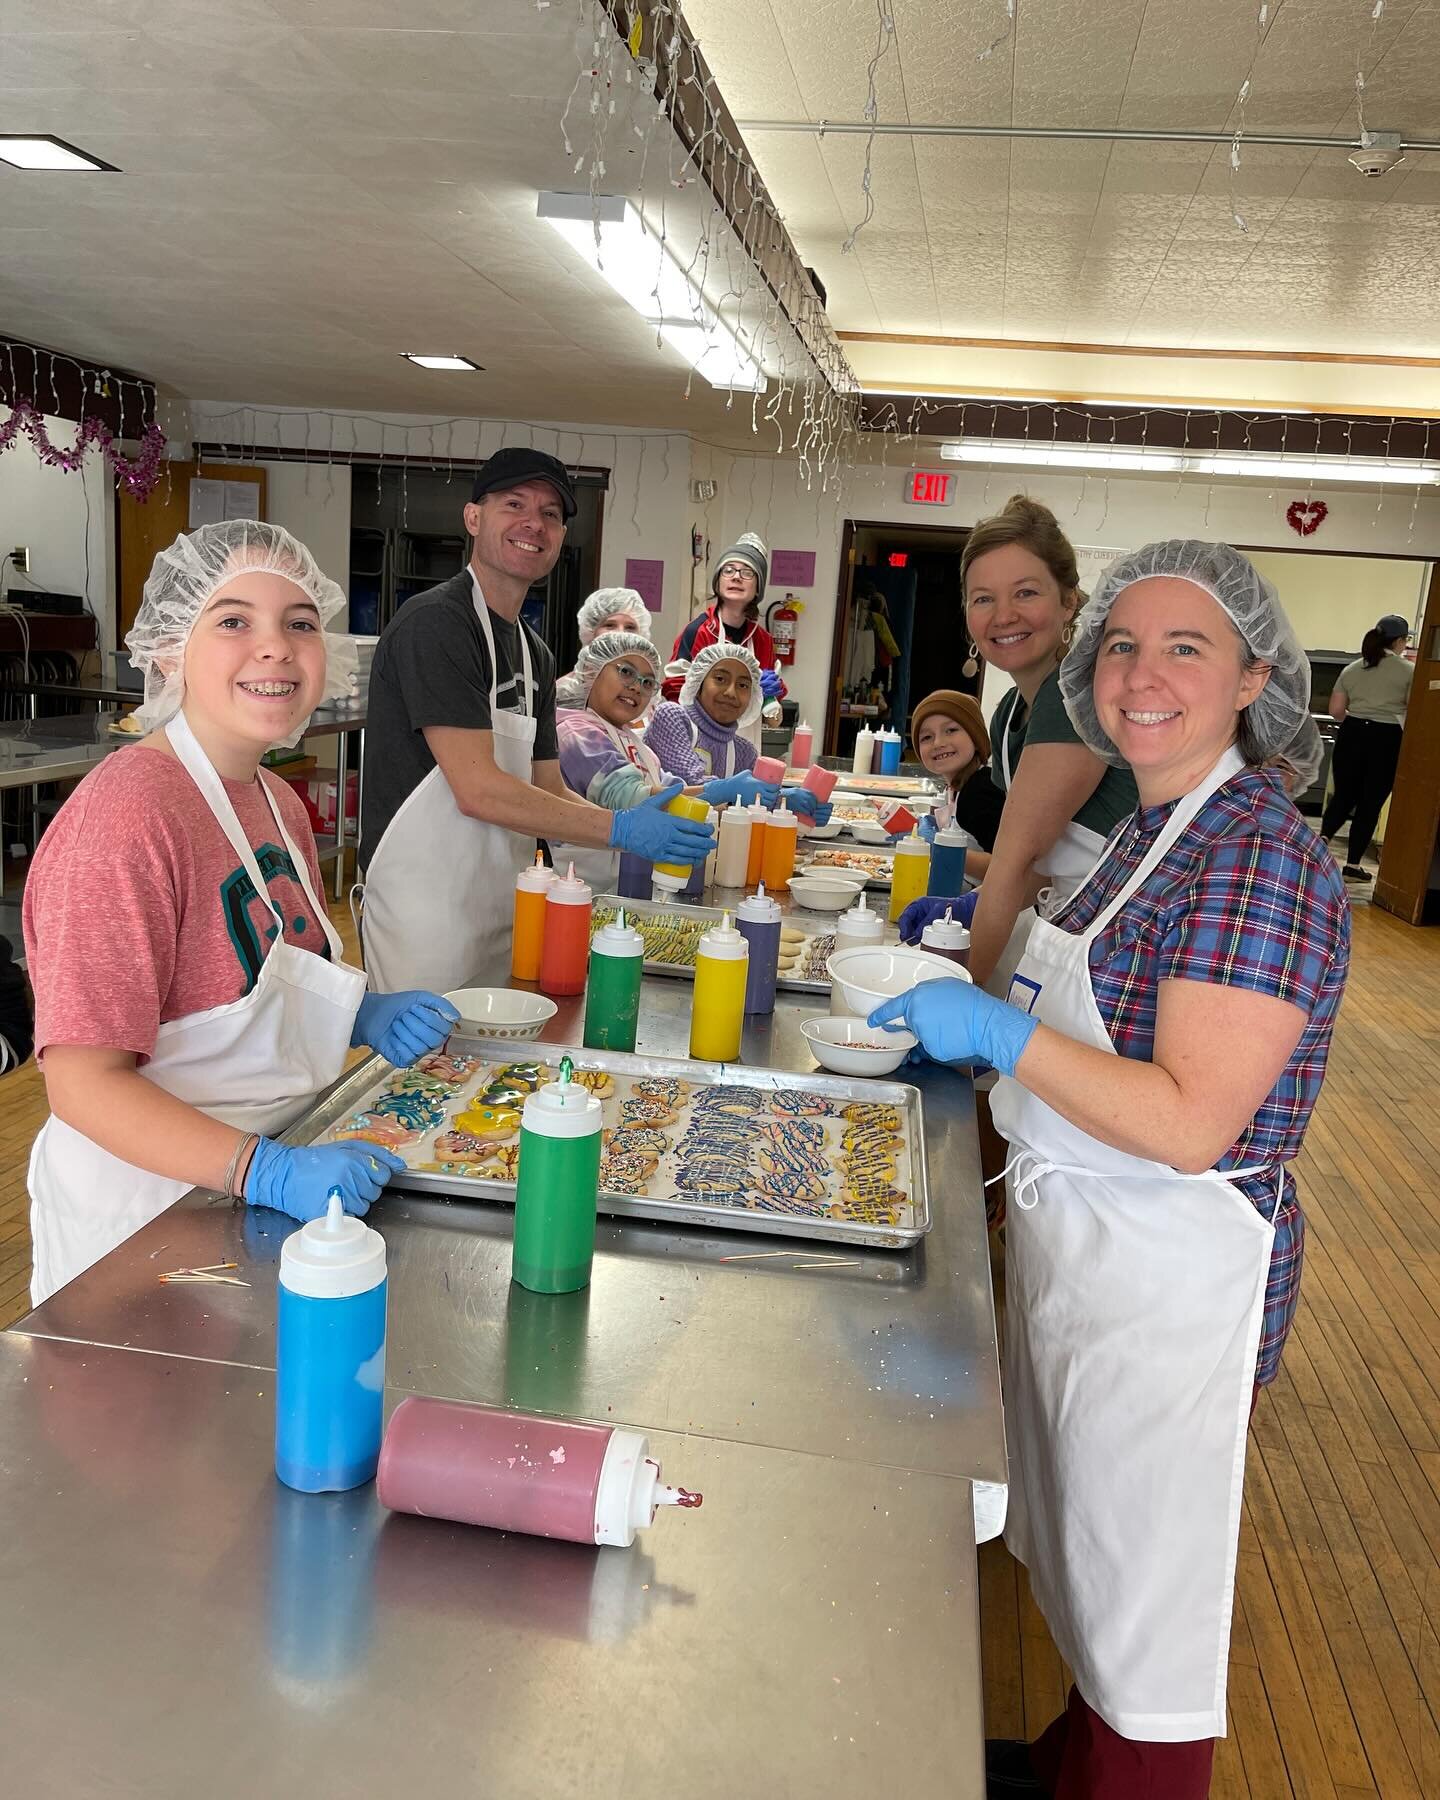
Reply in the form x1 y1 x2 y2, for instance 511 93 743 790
516 850 555 893
837 890 885 944
592 908 643 959
280 1190 387 1300
921 905 970 951
548 861 593 905
593 1428 703 1547
698 910 748 961
524 1056 603 1138
767 798 798 830
737 883 780 924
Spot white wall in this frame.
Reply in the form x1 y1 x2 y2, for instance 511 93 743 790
1245 549 1429 654
0 413 115 663
256 460 353 615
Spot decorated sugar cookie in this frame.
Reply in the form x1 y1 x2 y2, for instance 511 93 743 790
414 1051 484 1086
333 1112 419 1150
451 1100 522 1141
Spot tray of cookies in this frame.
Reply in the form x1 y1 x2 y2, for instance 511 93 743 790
590 895 834 991
289 1037 931 1250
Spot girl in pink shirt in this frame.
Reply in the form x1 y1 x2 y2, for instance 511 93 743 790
24 520 456 1303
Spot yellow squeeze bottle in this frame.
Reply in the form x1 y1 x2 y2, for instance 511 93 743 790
688 911 749 1062
652 793 712 892
888 829 932 923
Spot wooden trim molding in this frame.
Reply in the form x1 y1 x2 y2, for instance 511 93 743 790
838 331 1440 372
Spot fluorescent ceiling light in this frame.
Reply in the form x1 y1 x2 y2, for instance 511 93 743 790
402 353 482 371
937 437 1440 486
538 190 766 394
0 135 115 172
940 440 1183 473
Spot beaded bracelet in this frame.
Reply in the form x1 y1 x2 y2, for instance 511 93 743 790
223 1131 259 1200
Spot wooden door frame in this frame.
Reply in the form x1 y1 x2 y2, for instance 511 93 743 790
1375 559 1440 923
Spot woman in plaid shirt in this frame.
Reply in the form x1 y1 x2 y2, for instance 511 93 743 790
871 542 1349 1800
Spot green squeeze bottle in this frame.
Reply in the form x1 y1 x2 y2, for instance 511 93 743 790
511 1056 605 1295
583 909 644 1052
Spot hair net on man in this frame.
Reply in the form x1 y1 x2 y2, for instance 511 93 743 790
125 520 356 747
1058 539 1322 791
568 630 662 705
577 587 653 646
678 640 765 729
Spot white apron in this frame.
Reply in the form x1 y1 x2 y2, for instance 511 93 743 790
985 694 1110 999
991 746 1278 1742
360 577 537 992
28 713 366 1306
559 710 667 895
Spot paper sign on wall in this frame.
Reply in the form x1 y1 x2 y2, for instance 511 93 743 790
770 549 816 586
623 558 664 612
189 479 260 529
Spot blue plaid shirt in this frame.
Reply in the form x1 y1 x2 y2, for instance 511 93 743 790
1052 767 1351 1383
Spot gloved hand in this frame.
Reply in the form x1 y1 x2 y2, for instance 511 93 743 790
868 980 1039 1076
353 990 460 1065
917 813 938 843
759 667 784 700
610 780 717 865
781 786 831 824
896 890 978 944
246 1137 405 1222
702 771 779 809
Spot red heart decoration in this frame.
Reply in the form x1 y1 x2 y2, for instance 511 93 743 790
1286 499 1328 537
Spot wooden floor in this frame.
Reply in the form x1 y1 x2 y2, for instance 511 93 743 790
2 895 1437 1796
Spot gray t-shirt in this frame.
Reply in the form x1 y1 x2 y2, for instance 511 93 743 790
1336 652 1413 725
360 569 557 868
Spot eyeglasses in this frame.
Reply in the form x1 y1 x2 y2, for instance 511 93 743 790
612 660 658 694
717 563 755 580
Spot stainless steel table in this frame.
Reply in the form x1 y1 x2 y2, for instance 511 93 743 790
15 984 1005 1487
0 1331 983 1799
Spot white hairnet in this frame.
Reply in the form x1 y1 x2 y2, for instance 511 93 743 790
125 520 356 748
577 587 653 646
570 630 662 704
679 640 764 728
1058 539 1322 790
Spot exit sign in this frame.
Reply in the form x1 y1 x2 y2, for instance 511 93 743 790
905 469 954 506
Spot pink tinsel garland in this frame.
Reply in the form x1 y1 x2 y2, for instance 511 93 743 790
0 396 167 500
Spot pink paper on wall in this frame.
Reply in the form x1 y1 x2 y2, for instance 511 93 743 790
623 558 664 611
769 550 816 587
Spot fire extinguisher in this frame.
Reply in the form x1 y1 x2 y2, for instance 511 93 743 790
766 593 802 666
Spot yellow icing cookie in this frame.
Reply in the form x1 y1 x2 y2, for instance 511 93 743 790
451 1100 522 1141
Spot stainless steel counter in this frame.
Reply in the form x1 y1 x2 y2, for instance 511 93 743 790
15 982 1004 1486
0 1331 983 1799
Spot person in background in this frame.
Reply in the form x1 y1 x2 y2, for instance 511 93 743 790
645 643 830 821
359 448 713 992
872 541 1347 1800
554 630 675 896
898 498 1139 990
23 521 460 1305
0 934 33 1073
661 533 787 732
906 689 1004 879
555 586 654 709
1320 611 1415 881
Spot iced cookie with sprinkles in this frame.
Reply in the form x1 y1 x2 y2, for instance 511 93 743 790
332 1111 419 1151
631 1076 692 1107
451 1099 522 1142
603 1125 673 1157
414 1051 484 1086
619 1095 680 1127
370 1089 448 1133
599 1150 659 1194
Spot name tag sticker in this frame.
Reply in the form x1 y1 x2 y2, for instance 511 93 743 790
1008 974 1042 1015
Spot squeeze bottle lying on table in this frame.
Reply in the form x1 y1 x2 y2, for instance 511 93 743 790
275 1190 388 1494
378 1396 701 1547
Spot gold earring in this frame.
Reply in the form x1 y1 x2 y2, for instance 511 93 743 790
962 639 980 678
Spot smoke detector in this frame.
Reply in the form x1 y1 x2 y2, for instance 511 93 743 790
1349 131 1404 178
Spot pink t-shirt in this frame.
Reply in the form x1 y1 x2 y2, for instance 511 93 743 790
24 744 330 1065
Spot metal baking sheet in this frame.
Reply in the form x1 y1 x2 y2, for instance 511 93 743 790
800 846 897 890
590 894 834 993
285 1036 931 1251
829 773 937 799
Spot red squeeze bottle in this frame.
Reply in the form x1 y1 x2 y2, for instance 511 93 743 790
377 1396 701 1547
537 862 593 997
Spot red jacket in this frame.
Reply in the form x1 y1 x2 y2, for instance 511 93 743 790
662 605 786 703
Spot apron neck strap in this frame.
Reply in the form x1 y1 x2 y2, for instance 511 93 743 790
1082 744 1247 942
164 712 345 963
470 570 534 718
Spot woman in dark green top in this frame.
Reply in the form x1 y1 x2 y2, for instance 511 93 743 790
963 497 1139 994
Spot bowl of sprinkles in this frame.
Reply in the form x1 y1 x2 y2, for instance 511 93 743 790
444 988 558 1042
801 1016 918 1077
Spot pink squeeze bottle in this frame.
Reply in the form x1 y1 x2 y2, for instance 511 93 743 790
377 1396 701 1547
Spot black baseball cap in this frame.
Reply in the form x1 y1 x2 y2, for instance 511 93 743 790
470 446 577 519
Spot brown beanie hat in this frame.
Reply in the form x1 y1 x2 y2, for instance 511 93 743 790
909 689 991 765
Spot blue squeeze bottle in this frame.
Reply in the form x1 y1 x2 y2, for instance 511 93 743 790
276 1190 388 1493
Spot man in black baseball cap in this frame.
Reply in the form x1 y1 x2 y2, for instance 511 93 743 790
359 441 713 991
469 445 577 518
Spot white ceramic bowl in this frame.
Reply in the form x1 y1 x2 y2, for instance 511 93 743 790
801 1016 917 1077
826 944 971 1018
787 872 870 912
849 819 893 846
801 817 843 840
444 987 558 1042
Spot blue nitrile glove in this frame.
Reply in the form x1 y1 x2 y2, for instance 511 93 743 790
868 980 1039 1076
759 668 784 700
610 779 717 865
246 1137 406 1222
702 771 779 808
917 813 938 843
780 786 831 824
353 990 461 1065
897 891 977 945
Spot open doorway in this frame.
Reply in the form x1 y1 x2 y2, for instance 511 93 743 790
824 518 974 760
